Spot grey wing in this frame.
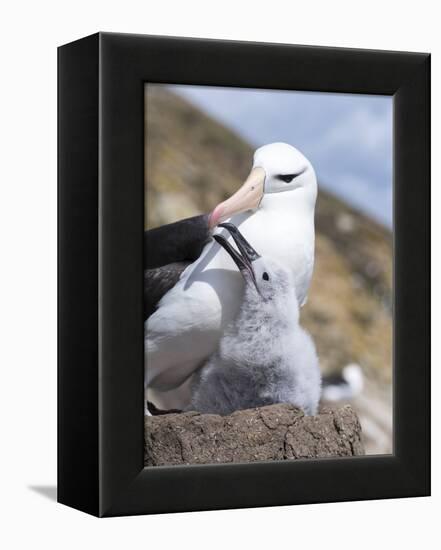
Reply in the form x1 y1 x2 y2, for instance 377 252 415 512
144 214 210 269
144 262 189 320
143 214 211 320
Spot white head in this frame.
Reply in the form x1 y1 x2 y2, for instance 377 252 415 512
210 142 317 227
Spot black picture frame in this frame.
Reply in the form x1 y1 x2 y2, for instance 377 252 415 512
58 32 430 517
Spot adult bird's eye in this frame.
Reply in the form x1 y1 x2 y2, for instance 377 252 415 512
277 168 306 183
262 272 269 281
277 174 296 183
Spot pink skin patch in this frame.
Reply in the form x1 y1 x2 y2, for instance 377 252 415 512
208 204 224 229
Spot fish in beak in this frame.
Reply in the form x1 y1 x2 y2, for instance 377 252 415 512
213 223 261 292
208 167 265 228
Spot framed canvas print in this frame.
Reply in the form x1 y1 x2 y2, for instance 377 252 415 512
58 32 430 516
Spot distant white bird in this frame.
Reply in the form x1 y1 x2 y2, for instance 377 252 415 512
187 224 321 416
146 142 317 410
321 364 364 402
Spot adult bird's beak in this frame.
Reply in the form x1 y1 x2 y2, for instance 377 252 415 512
208 167 265 228
213 223 261 292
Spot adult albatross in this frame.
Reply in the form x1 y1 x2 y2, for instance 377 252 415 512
146 142 318 410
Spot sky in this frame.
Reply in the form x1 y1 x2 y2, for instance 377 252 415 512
170 85 393 228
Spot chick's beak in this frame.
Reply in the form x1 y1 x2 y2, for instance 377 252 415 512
213 234 256 285
218 222 260 262
213 223 261 293
208 167 265 228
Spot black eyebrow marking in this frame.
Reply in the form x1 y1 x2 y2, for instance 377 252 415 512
276 167 307 183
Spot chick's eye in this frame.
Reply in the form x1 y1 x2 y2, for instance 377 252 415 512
262 272 269 281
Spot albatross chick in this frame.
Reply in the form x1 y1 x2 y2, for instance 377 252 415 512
187 223 321 416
